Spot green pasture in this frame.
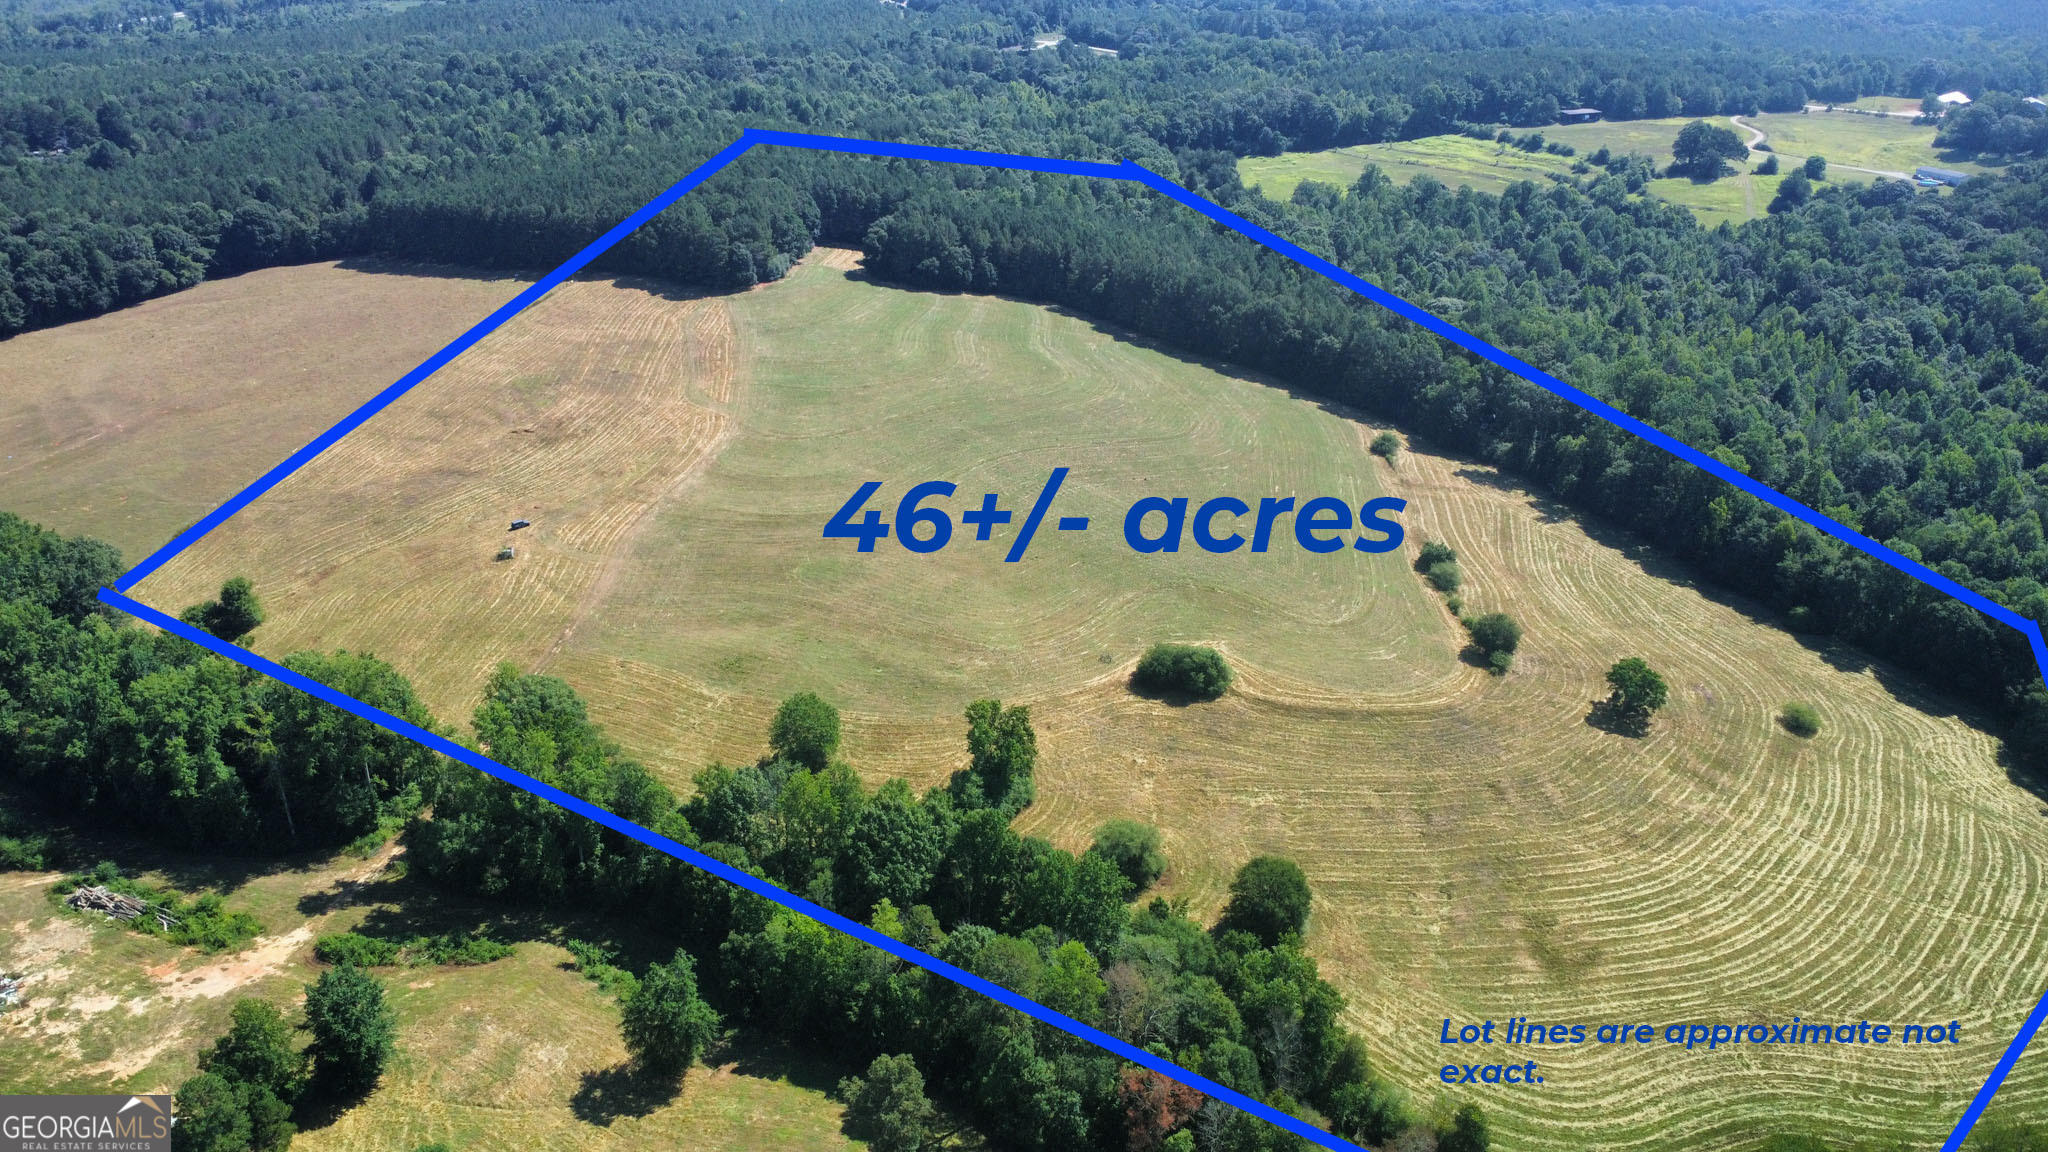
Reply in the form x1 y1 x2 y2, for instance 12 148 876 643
1243 108 1981 227
578 258 1450 712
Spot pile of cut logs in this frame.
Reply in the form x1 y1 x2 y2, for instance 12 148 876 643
66 885 178 931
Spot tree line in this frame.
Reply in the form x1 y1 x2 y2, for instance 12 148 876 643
0 512 437 852
412 669 1419 1148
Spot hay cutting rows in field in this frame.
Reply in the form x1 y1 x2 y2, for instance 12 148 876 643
0 263 527 560
140 278 737 723
575 257 1450 718
545 425 2048 1149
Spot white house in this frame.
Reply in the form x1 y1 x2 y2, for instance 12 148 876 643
1937 91 1972 106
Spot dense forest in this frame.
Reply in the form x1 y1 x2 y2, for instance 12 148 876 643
4 0 2047 335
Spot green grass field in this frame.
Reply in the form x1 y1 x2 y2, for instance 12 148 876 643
1749 110 1989 178
1243 109 1985 227
12 256 2048 1149
1238 135 1580 202
576 258 1446 713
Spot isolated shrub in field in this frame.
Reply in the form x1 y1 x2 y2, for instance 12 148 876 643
1755 153 1780 175
1131 644 1233 701
179 575 265 642
1089 819 1166 893
1466 612 1522 656
1605 657 1670 728
315 932 402 967
1215 855 1312 946
1370 431 1401 460
564 938 640 999
314 929 511 968
1780 702 1821 737
1487 650 1514 675
770 691 842 771
1416 540 1457 571
1426 561 1464 593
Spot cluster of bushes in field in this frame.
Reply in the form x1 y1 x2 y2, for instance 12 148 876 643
1131 643 1235 701
1411 540 1524 675
312 929 513 969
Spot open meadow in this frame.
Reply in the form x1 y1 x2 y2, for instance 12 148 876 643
1241 109 1987 228
5 254 2048 1149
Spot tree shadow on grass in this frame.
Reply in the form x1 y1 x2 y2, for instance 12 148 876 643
292 1073 379 1134
1123 678 1212 708
715 1032 847 1097
0 786 315 896
1457 642 1497 672
570 1061 680 1126
1584 698 1651 738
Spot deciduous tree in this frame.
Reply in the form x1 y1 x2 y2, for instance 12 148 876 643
304 963 396 1095
621 949 721 1077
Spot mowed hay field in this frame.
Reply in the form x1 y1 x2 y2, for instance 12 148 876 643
136 248 1451 736
0 844 860 1152
133 264 742 722
7 254 2048 1147
0 262 527 563
574 251 1447 715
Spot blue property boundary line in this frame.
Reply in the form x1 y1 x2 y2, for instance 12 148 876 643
97 128 2048 1150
